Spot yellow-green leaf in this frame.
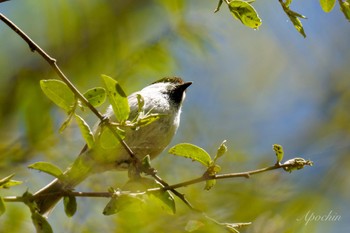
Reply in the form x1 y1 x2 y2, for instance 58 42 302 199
214 140 227 162
273 144 284 164
63 195 77 217
99 126 125 149
320 0 336 12
136 114 165 127
168 143 212 167
40 80 75 112
0 174 22 189
228 0 262 29
204 179 216 190
28 162 63 178
340 0 350 21
0 197 5 216
101 74 130 122
103 195 143 215
279 0 307 37
75 114 95 148
83 87 106 107
31 211 53 233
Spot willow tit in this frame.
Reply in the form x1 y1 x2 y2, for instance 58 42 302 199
34 77 192 215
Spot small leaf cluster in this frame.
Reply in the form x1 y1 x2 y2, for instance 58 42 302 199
40 75 165 152
0 174 23 216
215 0 350 37
169 140 228 190
103 178 176 216
320 0 350 21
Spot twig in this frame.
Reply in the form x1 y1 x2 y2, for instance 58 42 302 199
3 158 313 203
0 13 136 160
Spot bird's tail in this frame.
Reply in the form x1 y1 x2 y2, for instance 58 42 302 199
33 155 94 215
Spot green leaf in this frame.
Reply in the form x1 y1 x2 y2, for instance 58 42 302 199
320 0 336 12
83 87 106 107
340 0 350 21
228 0 262 29
0 197 5 216
40 80 75 112
285 0 292 7
63 195 77 217
75 114 95 148
59 111 75 133
204 164 221 190
136 94 145 113
273 144 284 164
279 0 307 37
205 179 216 191
28 162 63 178
168 143 212 167
149 190 176 215
101 74 130 122
214 140 228 162
103 194 143 215
214 0 223 13
0 174 23 189
124 177 176 214
136 114 165 127
99 126 125 149
31 211 53 233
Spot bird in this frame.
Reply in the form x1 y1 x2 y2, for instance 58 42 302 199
33 77 192 215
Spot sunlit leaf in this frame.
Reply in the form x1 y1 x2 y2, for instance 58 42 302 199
40 80 75 112
279 0 307 37
59 111 75 133
214 140 227 162
149 189 176 214
83 87 106 107
320 0 336 12
63 195 77 217
205 179 216 190
273 144 284 164
0 174 22 189
103 195 143 215
75 114 95 148
28 162 63 178
169 143 212 167
31 211 53 233
101 74 130 122
0 197 5 216
136 94 145 113
214 0 223 13
340 0 350 21
136 114 165 127
228 0 262 29
99 126 125 149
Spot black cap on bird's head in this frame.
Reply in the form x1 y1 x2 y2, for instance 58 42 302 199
152 77 192 106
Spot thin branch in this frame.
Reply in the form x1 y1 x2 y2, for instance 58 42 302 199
0 13 137 160
2 157 313 203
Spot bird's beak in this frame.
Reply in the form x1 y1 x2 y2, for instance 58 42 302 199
179 81 192 92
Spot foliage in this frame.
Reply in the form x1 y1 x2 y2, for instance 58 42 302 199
214 0 349 37
0 0 348 233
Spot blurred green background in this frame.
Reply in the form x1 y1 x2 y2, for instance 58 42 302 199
1 0 349 232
